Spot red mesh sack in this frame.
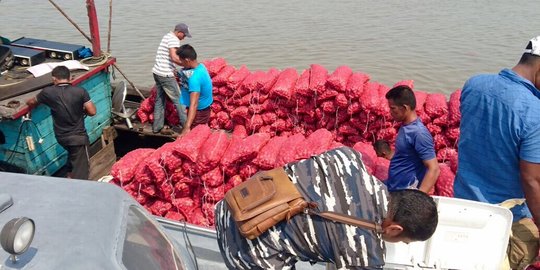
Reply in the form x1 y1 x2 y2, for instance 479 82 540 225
373 157 390 181
414 90 428 113
202 58 227 77
246 114 264 133
133 165 154 186
220 133 271 167
347 101 361 115
197 131 230 172
149 200 172 216
437 147 457 163
212 65 236 87
317 89 339 102
239 162 260 179
165 210 185 222
359 82 382 113
295 128 334 159
261 112 278 125
445 127 460 145
377 84 391 117
202 185 226 204
165 100 180 126
238 133 272 160
321 101 336 113
137 109 150 124
426 123 442 136
226 175 244 188
353 142 378 171
261 68 280 94
295 68 311 96
448 151 458 173
227 65 251 90
230 106 250 121
201 167 224 187
435 163 455 197
173 197 198 218
232 125 248 139
335 93 348 109
172 125 212 162
174 182 192 198
161 142 184 172
202 202 216 227
433 133 451 151
326 65 353 92
239 71 266 94
270 68 299 100
448 89 461 126
425 93 448 119
337 123 357 136
111 148 155 184
432 115 448 127
393 80 414 89
346 72 370 99
309 64 328 95
376 127 397 142
139 97 154 114
276 133 305 166
252 136 288 169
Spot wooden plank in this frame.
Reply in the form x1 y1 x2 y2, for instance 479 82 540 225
89 136 116 180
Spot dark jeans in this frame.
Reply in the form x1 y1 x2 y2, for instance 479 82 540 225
64 144 90 180
153 73 187 132
191 106 211 128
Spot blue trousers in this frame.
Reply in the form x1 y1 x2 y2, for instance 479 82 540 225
152 73 187 132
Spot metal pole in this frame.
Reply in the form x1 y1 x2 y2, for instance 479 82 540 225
107 0 113 53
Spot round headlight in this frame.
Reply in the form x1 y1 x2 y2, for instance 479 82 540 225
1 217 35 256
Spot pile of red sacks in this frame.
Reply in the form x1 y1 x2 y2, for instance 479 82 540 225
118 58 461 227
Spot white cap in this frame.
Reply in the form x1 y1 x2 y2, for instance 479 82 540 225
524 36 540 56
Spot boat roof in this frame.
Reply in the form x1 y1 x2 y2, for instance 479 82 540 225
0 57 115 120
0 172 136 269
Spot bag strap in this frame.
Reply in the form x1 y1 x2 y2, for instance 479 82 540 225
307 209 383 233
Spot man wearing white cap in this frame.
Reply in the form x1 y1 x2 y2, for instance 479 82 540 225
455 36 540 269
152 23 192 134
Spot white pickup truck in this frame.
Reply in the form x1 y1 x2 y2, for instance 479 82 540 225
0 172 511 270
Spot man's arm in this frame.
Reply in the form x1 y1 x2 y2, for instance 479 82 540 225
169 47 181 65
83 100 96 116
418 158 440 193
520 160 540 260
179 92 200 136
26 96 39 108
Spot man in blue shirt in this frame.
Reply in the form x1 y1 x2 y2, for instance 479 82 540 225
385 85 440 193
176 44 213 136
455 36 540 269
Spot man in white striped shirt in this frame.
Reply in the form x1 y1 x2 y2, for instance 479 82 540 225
152 23 191 134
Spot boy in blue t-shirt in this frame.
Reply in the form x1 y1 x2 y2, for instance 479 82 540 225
176 44 213 136
384 85 440 193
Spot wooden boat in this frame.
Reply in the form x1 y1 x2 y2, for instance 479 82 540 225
0 1 116 179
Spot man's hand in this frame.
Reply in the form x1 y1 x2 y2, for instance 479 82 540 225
178 127 190 137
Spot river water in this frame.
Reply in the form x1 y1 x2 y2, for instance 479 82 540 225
1 0 539 95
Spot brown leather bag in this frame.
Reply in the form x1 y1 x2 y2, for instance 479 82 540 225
225 168 383 240
224 168 308 240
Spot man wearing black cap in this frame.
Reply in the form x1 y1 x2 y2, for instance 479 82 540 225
455 36 540 269
152 23 192 134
